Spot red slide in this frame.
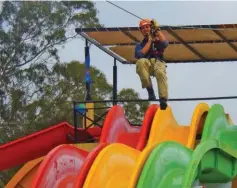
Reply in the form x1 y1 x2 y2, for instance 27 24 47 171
31 104 159 188
0 122 101 172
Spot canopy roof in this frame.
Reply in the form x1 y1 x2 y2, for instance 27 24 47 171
75 24 237 64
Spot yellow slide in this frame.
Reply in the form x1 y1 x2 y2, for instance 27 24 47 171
82 103 209 188
83 144 140 188
147 102 208 149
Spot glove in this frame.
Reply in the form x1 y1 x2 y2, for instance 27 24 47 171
148 34 156 44
151 19 159 29
148 34 153 42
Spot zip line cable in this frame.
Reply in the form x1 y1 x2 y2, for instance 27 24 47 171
105 0 237 31
105 0 143 20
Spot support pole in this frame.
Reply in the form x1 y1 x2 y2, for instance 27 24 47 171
73 101 78 143
113 58 117 105
84 39 94 128
83 103 94 128
85 39 91 101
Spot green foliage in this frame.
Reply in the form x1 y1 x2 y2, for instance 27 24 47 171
0 1 101 89
0 178 5 188
0 1 102 184
0 61 113 142
0 0 102 142
118 88 150 124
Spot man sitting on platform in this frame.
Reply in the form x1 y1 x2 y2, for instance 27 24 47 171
135 18 169 110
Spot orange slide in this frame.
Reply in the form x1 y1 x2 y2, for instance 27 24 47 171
82 103 209 188
6 104 158 187
6 157 44 188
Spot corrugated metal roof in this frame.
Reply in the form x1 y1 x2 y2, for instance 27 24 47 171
75 24 237 64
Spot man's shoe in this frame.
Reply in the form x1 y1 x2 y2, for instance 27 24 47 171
160 97 167 110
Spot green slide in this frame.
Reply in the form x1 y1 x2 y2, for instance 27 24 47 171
137 104 237 188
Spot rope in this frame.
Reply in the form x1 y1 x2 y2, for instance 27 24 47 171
105 1 237 31
105 0 143 20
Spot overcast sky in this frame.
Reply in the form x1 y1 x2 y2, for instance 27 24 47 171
59 1 237 125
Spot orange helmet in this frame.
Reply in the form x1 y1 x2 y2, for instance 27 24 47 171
139 19 151 28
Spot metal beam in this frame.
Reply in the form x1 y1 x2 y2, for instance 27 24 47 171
132 58 237 64
74 95 237 104
121 30 140 43
103 39 237 47
76 31 129 64
75 24 237 33
166 28 207 60
213 30 237 54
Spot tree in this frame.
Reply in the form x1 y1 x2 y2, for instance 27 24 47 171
0 1 101 88
0 0 102 139
117 88 150 124
0 61 113 142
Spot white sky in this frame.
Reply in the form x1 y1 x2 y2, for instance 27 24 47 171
59 1 237 125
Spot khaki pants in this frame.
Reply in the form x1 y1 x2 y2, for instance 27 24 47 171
136 58 168 99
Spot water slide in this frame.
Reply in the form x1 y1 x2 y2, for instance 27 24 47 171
6 104 158 187
136 104 237 188
82 102 209 188
83 103 237 188
5 103 237 188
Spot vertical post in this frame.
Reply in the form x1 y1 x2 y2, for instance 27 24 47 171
85 39 91 101
113 58 117 105
84 39 91 129
73 101 78 143
83 103 94 128
84 112 87 129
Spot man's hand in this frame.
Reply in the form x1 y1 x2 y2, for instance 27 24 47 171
148 34 153 42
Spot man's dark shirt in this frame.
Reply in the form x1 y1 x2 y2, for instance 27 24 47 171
135 38 169 60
